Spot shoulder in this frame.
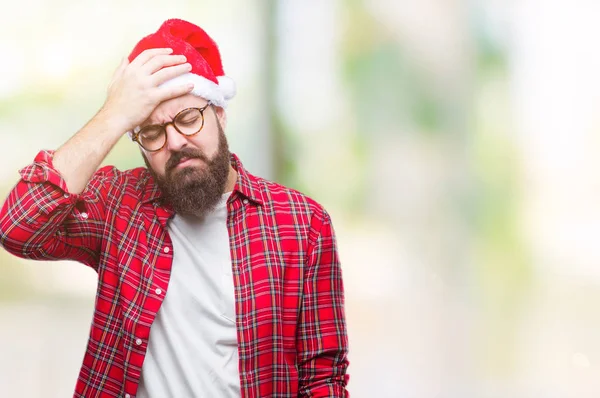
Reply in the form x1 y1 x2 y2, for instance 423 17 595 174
86 165 155 200
251 176 336 250
250 173 329 223
90 165 150 187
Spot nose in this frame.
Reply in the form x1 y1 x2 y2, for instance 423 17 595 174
164 123 188 152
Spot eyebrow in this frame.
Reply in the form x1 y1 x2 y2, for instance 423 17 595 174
146 106 188 126
142 114 170 128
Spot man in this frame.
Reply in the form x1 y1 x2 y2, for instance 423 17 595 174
0 19 349 397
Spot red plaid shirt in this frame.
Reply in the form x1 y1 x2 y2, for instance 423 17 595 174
0 150 349 398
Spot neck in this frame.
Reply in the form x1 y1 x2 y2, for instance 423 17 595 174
224 164 238 193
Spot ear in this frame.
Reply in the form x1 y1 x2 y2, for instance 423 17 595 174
213 105 227 130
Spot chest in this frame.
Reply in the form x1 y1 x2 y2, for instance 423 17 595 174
98 201 311 331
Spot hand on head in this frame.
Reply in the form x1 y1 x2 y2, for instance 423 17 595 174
102 48 195 134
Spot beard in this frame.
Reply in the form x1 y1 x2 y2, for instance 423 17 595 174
143 123 231 218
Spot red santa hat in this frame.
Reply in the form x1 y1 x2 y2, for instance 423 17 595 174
128 18 236 108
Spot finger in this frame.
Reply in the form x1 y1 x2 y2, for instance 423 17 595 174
156 82 195 102
143 54 188 75
152 63 192 86
130 48 173 67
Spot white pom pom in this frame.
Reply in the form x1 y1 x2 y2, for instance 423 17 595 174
217 76 237 100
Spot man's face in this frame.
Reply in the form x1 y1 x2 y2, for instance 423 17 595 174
140 94 232 217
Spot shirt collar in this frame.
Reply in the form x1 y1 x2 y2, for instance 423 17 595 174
230 153 264 206
140 173 162 204
140 153 264 206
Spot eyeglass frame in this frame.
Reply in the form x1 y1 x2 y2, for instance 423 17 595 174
131 102 212 152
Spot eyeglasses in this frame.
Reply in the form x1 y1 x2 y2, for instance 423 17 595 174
131 102 211 152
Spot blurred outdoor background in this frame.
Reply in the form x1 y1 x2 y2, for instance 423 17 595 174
1 0 599 397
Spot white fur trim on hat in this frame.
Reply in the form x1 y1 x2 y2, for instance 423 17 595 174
217 76 236 101
159 72 236 108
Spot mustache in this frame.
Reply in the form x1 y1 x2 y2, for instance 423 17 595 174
165 148 209 173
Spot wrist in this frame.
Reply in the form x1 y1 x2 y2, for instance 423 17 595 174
94 106 133 138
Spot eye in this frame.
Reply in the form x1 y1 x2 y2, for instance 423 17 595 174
176 109 201 126
139 126 164 141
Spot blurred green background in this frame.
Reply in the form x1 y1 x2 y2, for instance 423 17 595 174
1 0 600 397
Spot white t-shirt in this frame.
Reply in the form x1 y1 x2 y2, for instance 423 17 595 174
137 192 240 398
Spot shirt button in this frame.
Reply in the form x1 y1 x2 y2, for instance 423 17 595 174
135 338 142 346
163 247 170 254
243 199 249 204
125 395 131 398
63 193 70 199
80 212 88 219
155 288 162 295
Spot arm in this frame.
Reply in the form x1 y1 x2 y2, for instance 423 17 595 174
297 209 350 397
0 152 115 268
0 48 193 266
55 48 193 194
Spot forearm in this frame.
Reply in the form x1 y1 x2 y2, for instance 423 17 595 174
53 109 127 194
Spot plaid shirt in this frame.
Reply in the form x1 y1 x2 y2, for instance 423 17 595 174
0 150 349 398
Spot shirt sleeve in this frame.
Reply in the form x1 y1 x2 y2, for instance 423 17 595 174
297 208 350 397
0 150 116 270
